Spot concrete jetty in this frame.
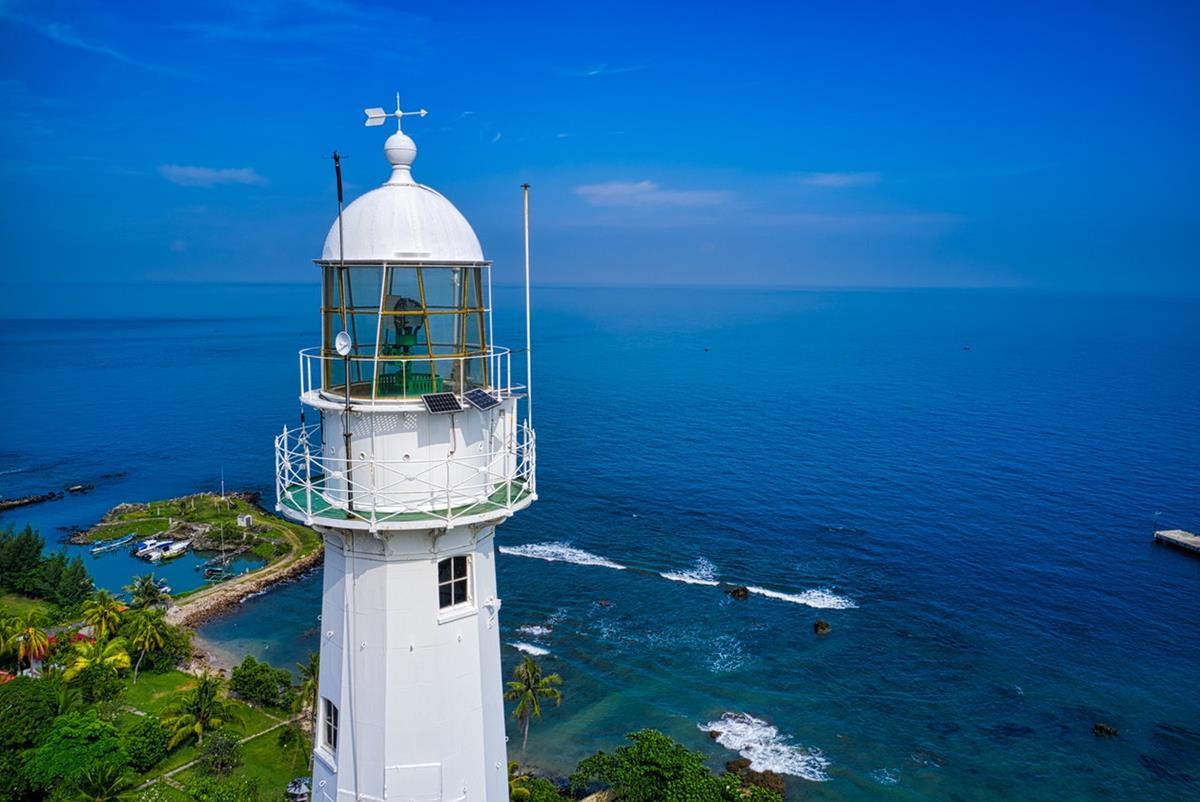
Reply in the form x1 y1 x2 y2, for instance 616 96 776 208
1154 529 1200 556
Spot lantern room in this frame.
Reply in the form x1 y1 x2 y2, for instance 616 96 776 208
311 117 500 402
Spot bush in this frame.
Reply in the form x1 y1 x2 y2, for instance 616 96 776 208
74 662 125 704
569 729 783 802
143 622 194 673
185 775 263 802
22 711 130 799
126 716 171 772
198 729 242 776
229 655 294 709
277 724 302 749
0 677 58 749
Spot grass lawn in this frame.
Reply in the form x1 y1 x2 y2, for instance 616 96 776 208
125 670 197 715
173 724 310 797
0 591 55 620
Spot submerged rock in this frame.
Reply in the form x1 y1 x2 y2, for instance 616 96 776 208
1093 723 1119 738
813 619 832 635
726 585 750 600
724 758 786 796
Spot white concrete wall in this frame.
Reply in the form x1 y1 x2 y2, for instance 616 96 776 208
319 399 516 512
312 524 508 802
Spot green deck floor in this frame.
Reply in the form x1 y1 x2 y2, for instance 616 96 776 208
280 478 531 525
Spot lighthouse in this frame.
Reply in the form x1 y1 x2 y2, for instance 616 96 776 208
274 96 536 802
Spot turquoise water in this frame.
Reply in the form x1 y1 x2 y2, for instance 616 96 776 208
2 284 1198 800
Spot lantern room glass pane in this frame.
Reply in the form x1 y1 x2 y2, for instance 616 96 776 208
319 264 491 400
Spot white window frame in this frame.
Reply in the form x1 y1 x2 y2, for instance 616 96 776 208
437 554 473 614
322 697 339 753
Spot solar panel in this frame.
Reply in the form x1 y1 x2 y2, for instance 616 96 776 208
421 392 462 414
464 388 501 411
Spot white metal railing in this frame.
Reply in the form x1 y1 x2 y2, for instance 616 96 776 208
298 346 523 404
274 422 536 530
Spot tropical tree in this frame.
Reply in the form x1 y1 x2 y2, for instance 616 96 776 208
161 672 240 747
82 590 123 640
124 573 169 609
503 655 562 753
292 651 319 725
71 761 133 802
0 616 19 669
64 637 131 681
10 611 50 671
125 609 167 683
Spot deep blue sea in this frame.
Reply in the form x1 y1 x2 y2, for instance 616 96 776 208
2 283 1198 801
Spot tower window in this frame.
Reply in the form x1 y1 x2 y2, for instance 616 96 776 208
322 697 339 751
438 555 471 609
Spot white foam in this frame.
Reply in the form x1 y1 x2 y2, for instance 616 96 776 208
517 625 552 637
871 768 899 786
509 642 550 656
499 542 626 570
746 586 857 609
660 557 720 586
705 635 747 673
700 712 830 782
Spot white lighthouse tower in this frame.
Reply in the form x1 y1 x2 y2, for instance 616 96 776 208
274 96 536 802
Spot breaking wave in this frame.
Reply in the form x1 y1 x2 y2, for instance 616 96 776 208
517 624 552 637
746 586 857 609
509 642 550 656
660 557 720 586
700 712 830 782
499 542 626 570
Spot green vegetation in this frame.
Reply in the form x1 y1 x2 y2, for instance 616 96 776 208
0 525 92 621
230 655 295 709
569 729 785 802
505 654 563 753
161 672 242 748
84 493 321 565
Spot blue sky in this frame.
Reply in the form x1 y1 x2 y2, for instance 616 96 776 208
0 0 1196 291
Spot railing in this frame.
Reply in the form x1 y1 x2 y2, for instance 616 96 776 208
298 346 521 404
274 423 536 530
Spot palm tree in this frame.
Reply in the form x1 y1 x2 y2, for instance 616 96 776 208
71 762 132 802
11 611 50 671
508 761 532 801
292 651 319 724
81 590 123 640
124 573 168 609
0 616 21 669
161 671 240 747
503 655 562 753
125 609 167 683
64 637 131 680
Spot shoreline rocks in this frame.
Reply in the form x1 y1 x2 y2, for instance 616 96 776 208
813 619 832 635
725 585 750 600
0 491 64 512
724 758 786 796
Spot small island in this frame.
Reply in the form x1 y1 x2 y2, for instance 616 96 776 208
74 492 323 629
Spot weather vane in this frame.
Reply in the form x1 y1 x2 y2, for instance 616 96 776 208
364 92 428 131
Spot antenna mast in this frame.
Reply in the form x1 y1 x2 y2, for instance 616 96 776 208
522 184 533 430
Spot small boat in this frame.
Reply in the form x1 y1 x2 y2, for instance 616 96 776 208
91 534 134 554
204 565 227 579
133 537 171 557
154 540 192 562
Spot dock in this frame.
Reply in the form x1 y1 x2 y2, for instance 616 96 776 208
1154 529 1200 556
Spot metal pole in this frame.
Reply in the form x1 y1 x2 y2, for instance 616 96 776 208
334 151 354 512
522 183 533 430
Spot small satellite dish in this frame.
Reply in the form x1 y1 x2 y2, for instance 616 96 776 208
335 331 353 356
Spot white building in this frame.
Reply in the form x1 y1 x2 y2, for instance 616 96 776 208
274 98 536 802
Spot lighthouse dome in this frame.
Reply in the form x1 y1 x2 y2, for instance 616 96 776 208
321 130 484 263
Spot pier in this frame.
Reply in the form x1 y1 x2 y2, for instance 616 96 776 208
1154 529 1200 556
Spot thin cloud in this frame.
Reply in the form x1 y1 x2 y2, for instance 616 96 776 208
563 64 645 77
159 165 268 188
575 180 727 207
0 9 180 75
798 172 882 188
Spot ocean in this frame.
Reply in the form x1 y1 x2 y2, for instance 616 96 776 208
2 283 1198 801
